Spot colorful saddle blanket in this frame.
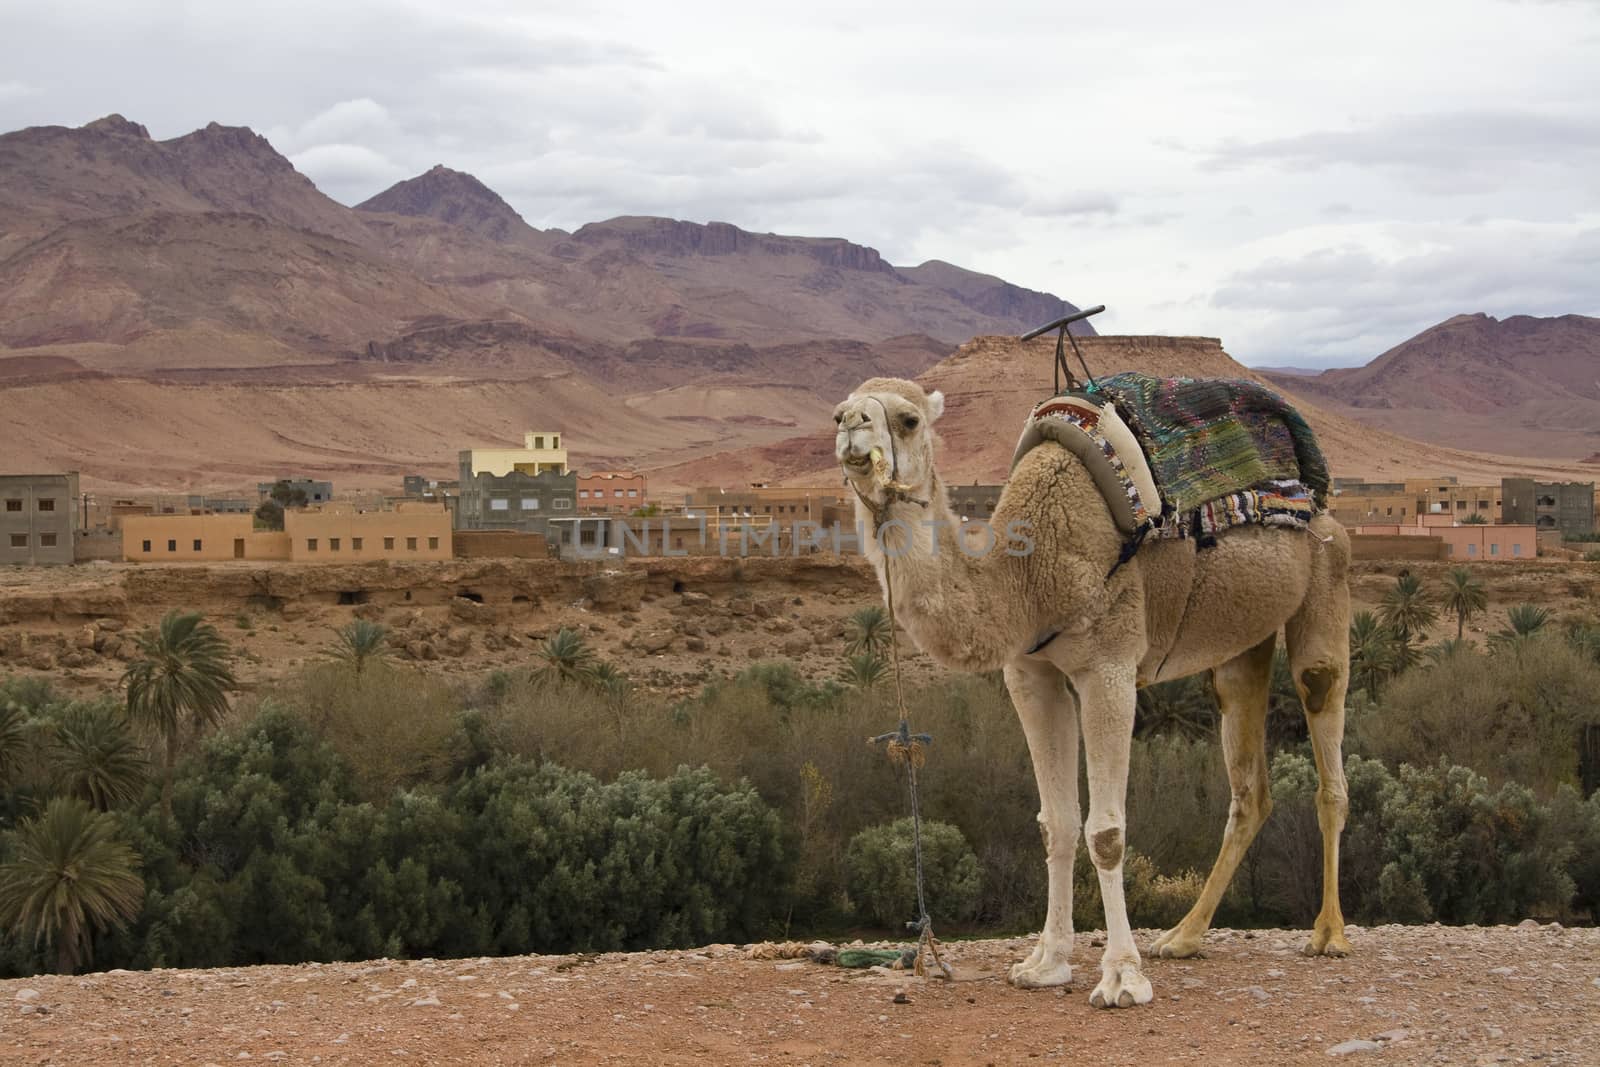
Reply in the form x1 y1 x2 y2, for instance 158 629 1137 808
1010 372 1328 544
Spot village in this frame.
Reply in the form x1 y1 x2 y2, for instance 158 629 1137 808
4 431 1596 570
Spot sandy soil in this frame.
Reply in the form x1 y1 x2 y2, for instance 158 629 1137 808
4 925 1598 1066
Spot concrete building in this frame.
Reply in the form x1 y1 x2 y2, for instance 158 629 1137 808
455 468 576 535
1330 476 1501 526
460 431 568 478
1501 478 1596 537
257 478 334 505
577 470 648 512
122 503 452 563
683 484 845 523
187 495 254 515
1353 515 1537 561
1 472 79 566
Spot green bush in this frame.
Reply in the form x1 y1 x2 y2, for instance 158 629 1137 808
846 817 980 927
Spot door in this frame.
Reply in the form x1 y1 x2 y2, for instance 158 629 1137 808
233 538 245 559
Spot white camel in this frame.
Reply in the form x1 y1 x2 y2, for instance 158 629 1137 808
834 377 1351 1009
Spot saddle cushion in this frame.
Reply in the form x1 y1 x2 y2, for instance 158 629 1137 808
1010 393 1160 536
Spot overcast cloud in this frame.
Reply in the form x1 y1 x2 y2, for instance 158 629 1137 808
1 0 1595 367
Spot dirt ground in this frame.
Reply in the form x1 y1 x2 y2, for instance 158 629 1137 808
4 924 1598 1066
2 556 1596 702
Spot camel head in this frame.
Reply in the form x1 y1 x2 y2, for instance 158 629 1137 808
833 377 945 506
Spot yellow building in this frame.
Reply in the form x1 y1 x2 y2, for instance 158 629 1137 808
460 431 568 477
123 503 452 563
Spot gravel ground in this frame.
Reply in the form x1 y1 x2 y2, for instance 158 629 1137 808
4 923 1598 1066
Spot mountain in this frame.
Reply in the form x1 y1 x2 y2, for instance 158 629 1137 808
1264 313 1600 460
655 333 1600 491
356 164 543 244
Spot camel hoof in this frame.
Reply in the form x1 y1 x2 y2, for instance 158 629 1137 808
1008 957 1073 989
1151 927 1204 959
1088 962 1152 1009
1303 930 1353 958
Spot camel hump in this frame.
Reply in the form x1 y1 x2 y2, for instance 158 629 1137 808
1011 392 1160 537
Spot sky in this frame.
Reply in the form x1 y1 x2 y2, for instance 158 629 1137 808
1 0 1596 368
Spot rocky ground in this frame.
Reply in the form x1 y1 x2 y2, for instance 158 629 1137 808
4 925 1598 1066
2 556 1596 702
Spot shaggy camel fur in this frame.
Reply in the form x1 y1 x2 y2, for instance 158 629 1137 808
834 377 1352 1009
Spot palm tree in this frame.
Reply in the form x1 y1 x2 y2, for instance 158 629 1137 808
1494 604 1552 648
0 796 144 974
530 627 598 687
1439 567 1487 640
840 652 890 691
122 610 236 822
327 619 390 676
0 699 27 791
845 606 892 658
1378 574 1438 668
1567 622 1600 665
51 704 148 811
589 661 630 701
1349 610 1398 701
1423 638 1472 665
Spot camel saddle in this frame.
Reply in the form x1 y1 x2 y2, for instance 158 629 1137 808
1010 371 1329 545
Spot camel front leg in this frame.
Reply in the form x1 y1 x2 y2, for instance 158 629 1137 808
1074 660 1153 1009
1003 658 1080 989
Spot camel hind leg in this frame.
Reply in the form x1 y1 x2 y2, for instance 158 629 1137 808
1151 633 1276 959
1285 519 1353 957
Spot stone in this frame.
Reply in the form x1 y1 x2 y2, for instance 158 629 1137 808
1375 1030 1410 1042
94 618 125 633
680 592 711 605
410 995 442 1007
1327 1040 1382 1056
781 637 812 657
637 630 675 654
74 625 97 649
685 636 707 652
26 650 57 671
13 989 40 1003
61 650 97 669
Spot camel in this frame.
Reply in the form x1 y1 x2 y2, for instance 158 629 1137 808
833 376 1352 1009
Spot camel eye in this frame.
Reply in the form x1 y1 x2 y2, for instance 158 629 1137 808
833 412 843 425
900 414 920 432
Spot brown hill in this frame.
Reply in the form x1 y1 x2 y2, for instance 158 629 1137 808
356 164 544 245
1264 313 1600 461
658 334 1600 492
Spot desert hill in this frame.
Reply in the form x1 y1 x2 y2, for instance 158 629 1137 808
0 114 1097 491
1263 313 1600 461
658 333 1600 491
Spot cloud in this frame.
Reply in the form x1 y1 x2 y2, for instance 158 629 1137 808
1210 217 1600 364
1021 192 1119 218
0 80 38 102
1203 110 1600 193
287 144 408 201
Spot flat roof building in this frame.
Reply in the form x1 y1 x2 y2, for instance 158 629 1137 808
460 431 568 478
1 472 79 566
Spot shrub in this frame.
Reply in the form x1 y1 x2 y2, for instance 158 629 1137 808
1071 847 1204 931
294 663 459 801
1376 761 1574 924
846 817 980 927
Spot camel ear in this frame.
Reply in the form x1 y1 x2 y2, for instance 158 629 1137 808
926 390 945 423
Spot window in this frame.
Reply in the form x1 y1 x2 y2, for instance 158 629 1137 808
406 537 418 551
1385 506 1393 516
533 436 545 449
306 538 318 551
37 498 55 512
428 536 439 550
489 498 510 511
192 539 202 551
352 537 363 551
553 498 572 511
521 498 540 510
579 490 589 499
1512 543 1522 557
142 540 152 552
4 499 19 512
167 539 176 552
1490 543 1499 556
329 538 341 551
40 533 57 547
8 534 24 548
627 489 637 498
1467 544 1477 557
383 537 395 550
613 489 623 497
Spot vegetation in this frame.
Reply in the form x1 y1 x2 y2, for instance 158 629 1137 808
0 797 144 974
4 572 1600 979
1440 566 1487 639
122 611 237 822
326 619 390 676
1377 574 1438 669
845 606 892 658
